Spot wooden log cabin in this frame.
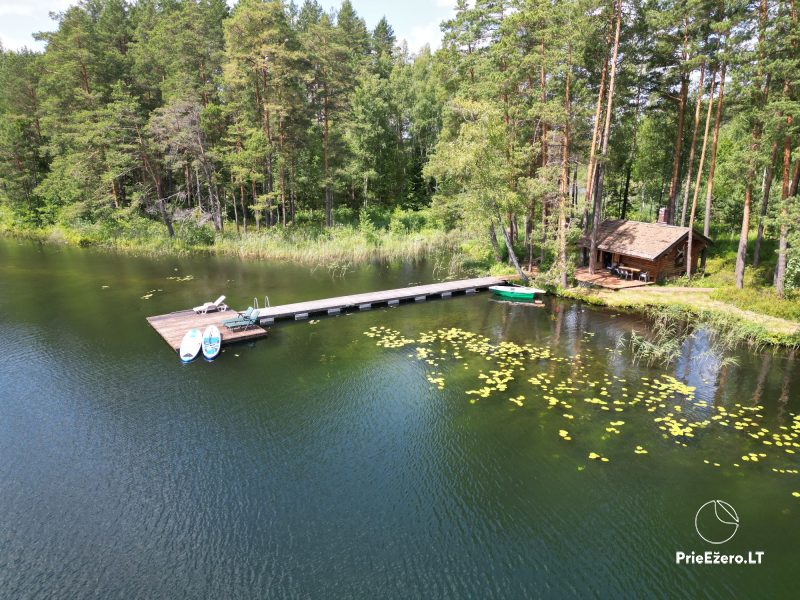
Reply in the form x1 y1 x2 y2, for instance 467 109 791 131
579 213 712 283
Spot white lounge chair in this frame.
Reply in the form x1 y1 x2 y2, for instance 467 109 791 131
193 295 227 314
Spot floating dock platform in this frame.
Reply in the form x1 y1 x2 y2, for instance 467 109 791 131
146 309 269 351
147 275 509 352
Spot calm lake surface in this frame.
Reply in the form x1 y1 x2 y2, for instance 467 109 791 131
1 237 798 599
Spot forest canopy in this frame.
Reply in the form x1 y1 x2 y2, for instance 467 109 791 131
0 0 798 294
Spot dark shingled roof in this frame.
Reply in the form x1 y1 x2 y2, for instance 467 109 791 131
579 220 712 261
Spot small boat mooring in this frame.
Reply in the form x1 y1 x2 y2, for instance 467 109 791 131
489 284 547 305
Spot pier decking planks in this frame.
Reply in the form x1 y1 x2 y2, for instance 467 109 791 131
147 275 509 351
146 309 268 351
253 276 509 323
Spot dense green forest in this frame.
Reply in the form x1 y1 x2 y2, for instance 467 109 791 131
0 0 798 296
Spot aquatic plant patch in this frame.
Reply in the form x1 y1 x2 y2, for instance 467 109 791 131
364 325 800 499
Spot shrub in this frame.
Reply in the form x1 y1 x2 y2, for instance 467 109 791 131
332 206 356 226
389 207 427 234
461 238 495 263
364 206 391 230
294 210 325 228
176 220 215 246
357 208 381 246
786 256 800 292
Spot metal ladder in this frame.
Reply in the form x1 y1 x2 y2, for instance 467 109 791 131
252 296 270 322
253 296 270 310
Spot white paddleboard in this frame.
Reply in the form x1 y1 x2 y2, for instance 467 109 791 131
179 328 203 362
202 325 222 360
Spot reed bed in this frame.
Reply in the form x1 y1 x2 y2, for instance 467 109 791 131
215 226 465 265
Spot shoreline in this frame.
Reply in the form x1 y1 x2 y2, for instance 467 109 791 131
3 229 797 347
557 286 800 348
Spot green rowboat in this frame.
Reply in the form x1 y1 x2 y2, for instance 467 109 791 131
488 285 546 301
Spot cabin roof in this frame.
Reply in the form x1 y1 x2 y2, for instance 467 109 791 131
579 219 712 261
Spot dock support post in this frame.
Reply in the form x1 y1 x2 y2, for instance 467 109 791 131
414 295 426 302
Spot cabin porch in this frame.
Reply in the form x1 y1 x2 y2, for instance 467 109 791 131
573 267 654 290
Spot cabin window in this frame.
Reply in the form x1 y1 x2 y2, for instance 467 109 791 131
675 247 685 267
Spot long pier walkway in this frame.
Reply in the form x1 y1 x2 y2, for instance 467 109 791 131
253 275 509 324
147 275 509 352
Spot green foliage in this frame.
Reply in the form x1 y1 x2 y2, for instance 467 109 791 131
786 255 800 291
357 207 380 244
175 219 216 247
332 206 356 226
0 0 798 306
460 238 495 265
389 207 427 235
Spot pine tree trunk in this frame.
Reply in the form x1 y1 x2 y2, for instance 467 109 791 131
687 65 719 279
524 213 532 268
240 182 247 232
111 179 119 209
206 179 220 231
775 0 796 295
753 142 778 266
526 207 535 269
290 161 297 226
680 59 707 226
215 184 223 234
261 69 274 208
667 19 691 224
589 0 622 274
232 180 240 235
540 198 547 264
668 71 689 223
252 180 260 231
323 90 332 227
701 49 727 263
735 7 769 288
735 175 753 288
572 162 579 207
155 178 174 238
185 164 192 208
583 13 612 232
775 112 793 297
558 51 571 288
278 123 287 227
622 162 632 219
195 167 203 213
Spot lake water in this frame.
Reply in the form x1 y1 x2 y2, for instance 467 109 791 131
1 238 798 598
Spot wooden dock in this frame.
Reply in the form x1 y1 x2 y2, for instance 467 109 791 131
146 309 269 351
253 276 510 323
147 275 509 352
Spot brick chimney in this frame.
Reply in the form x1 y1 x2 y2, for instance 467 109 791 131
657 207 670 225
